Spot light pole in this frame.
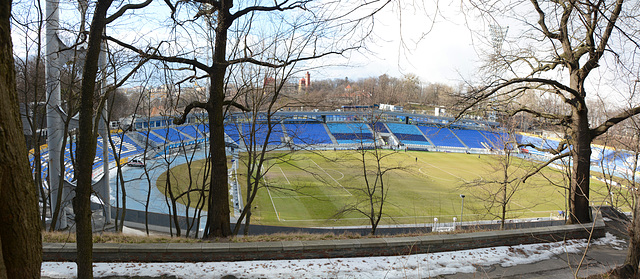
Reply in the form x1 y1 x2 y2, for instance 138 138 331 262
460 194 465 229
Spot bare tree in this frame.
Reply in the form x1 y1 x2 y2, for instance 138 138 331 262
107 0 392 238
598 114 640 277
462 131 540 229
229 63 301 235
336 118 405 235
72 0 152 276
459 0 640 224
0 0 42 276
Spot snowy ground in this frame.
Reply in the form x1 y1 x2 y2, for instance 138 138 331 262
42 232 626 278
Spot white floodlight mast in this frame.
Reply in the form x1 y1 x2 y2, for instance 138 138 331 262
45 0 111 228
45 0 67 229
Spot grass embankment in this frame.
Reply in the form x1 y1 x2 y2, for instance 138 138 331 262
157 150 616 227
43 229 474 243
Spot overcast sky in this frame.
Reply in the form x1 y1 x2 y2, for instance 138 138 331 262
12 0 484 87
305 0 483 84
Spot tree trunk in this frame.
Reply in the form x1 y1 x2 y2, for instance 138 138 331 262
0 0 43 276
243 210 252 236
569 106 592 224
619 152 640 277
501 185 507 230
203 0 233 238
204 80 231 237
623 193 640 276
75 0 113 277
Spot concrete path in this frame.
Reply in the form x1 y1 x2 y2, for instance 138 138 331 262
443 207 630 278
444 242 627 278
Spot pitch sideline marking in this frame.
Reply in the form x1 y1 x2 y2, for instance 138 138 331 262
278 166 291 185
261 172 281 221
418 167 455 182
512 201 535 213
271 194 352 199
310 158 352 196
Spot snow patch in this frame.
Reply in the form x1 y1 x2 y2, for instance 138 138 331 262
42 234 624 278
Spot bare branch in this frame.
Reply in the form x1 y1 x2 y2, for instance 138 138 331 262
529 0 561 39
455 77 580 120
581 0 624 75
173 101 209 125
105 0 153 24
522 152 571 183
226 48 358 68
223 100 249 112
231 0 311 21
508 107 570 123
590 105 640 139
104 35 212 71
518 139 569 155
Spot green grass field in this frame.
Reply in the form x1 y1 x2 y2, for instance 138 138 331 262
158 150 617 227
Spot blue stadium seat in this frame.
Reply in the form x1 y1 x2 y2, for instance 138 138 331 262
418 126 465 148
225 123 285 146
173 125 201 139
451 129 488 149
284 123 333 145
196 124 209 134
372 122 389 133
327 123 373 144
386 123 430 145
154 128 190 143
242 123 284 146
138 131 165 144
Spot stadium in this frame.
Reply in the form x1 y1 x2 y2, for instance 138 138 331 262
30 108 639 234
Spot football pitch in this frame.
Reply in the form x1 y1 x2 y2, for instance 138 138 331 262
158 150 612 227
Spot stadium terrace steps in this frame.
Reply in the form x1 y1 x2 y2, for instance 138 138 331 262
372 122 390 134
326 122 374 144
282 123 333 145
451 129 489 149
224 123 286 147
385 123 431 146
418 126 466 148
31 120 640 195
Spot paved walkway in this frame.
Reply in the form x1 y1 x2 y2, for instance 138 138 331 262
44 208 631 278
444 207 630 278
444 242 627 278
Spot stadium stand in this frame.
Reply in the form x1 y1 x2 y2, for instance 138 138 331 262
241 122 285 146
385 123 431 145
137 130 164 145
154 127 191 143
224 124 242 144
195 124 209 135
451 129 489 149
177 125 203 139
284 123 333 145
418 126 466 148
371 122 390 134
326 122 373 144
223 122 285 146
480 131 507 143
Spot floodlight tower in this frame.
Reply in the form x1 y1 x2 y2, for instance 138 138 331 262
45 0 111 228
45 0 67 229
489 24 509 56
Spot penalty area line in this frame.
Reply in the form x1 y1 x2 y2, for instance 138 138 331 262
416 157 469 183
